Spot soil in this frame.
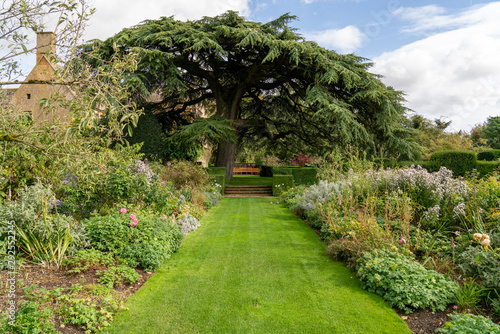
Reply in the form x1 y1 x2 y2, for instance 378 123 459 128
0 264 152 334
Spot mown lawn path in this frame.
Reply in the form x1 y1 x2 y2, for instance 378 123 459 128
105 198 410 334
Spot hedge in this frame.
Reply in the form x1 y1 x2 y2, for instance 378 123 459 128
207 167 226 175
209 174 225 194
259 165 273 177
272 167 317 186
273 175 294 196
429 150 477 177
477 150 500 161
475 161 500 177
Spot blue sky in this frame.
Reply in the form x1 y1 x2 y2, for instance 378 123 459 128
52 1 500 131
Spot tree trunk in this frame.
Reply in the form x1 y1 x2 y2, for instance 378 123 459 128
215 139 236 180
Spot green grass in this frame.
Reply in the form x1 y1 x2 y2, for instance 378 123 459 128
105 198 410 334
226 175 273 186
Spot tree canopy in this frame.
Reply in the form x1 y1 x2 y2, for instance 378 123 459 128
87 10 420 178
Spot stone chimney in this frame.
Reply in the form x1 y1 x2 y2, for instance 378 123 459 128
36 32 56 63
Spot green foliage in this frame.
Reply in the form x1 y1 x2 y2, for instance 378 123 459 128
126 109 167 160
357 249 458 313
97 265 140 288
483 116 500 149
0 301 58 334
429 150 477 177
209 175 225 194
84 209 184 271
454 280 485 313
273 175 294 196
436 313 500 334
63 248 114 274
55 285 121 333
167 116 236 150
161 161 209 189
475 161 500 177
207 167 226 175
477 149 500 161
272 167 317 186
456 247 500 292
92 11 420 176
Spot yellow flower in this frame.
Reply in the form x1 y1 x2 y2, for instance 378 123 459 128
483 234 490 240
473 233 483 241
481 239 491 247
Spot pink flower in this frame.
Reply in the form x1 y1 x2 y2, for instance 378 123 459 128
452 243 456 248
130 214 137 220
400 237 406 244
453 305 458 309
173 211 177 215
120 208 127 214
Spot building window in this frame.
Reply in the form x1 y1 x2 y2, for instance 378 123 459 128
27 94 31 99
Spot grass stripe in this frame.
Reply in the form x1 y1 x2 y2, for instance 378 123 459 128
105 198 410 334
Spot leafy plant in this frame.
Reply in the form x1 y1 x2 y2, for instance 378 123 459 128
454 279 485 313
357 249 458 313
436 313 500 334
97 265 140 288
84 209 184 271
0 301 58 334
63 248 114 274
175 213 201 236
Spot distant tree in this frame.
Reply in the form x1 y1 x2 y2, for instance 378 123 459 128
483 116 500 149
87 11 420 178
404 114 473 159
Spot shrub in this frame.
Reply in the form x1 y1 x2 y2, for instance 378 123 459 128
477 150 500 161
272 167 317 185
357 249 458 313
175 213 201 236
273 175 294 196
456 247 500 292
296 180 344 211
162 161 209 189
63 248 114 274
289 153 314 167
259 165 273 177
84 209 184 271
207 167 226 175
475 161 500 178
0 301 58 334
429 150 477 177
97 265 140 288
126 109 167 160
209 174 225 194
436 313 500 334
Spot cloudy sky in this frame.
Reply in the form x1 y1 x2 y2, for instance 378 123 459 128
82 1 500 131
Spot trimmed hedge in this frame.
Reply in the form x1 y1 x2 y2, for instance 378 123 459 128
477 150 500 161
272 167 317 186
429 150 477 177
207 167 226 175
475 161 500 177
259 165 273 177
273 175 294 196
126 109 167 160
209 174 225 194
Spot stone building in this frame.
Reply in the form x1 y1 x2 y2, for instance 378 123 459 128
8 32 73 123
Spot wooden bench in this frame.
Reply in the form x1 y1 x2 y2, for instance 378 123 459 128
233 167 260 175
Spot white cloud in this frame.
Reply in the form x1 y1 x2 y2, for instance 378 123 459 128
373 2 500 131
306 25 365 54
85 0 251 40
394 4 488 35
